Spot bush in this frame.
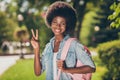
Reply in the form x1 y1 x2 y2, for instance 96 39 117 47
97 40 120 80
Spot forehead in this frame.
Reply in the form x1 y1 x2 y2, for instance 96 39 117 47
52 16 66 22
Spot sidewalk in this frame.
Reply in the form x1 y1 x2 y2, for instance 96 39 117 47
0 54 34 75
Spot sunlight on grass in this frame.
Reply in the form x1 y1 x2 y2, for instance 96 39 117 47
0 59 45 80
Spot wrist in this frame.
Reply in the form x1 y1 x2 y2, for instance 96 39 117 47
62 68 68 73
34 48 40 55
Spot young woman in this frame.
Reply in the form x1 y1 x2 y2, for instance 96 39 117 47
31 1 96 80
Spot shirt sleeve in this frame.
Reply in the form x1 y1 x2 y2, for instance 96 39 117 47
74 41 96 68
41 53 46 73
40 43 50 73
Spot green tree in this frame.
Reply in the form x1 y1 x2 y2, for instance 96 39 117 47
69 0 100 40
97 40 120 80
87 0 120 46
80 10 99 46
16 0 54 51
0 11 18 44
108 1 120 28
11 0 119 47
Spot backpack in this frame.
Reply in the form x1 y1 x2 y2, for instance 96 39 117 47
56 38 92 80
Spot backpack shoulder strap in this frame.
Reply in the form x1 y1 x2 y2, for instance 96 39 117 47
60 38 76 60
56 38 76 80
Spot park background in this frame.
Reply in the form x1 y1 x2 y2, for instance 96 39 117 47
0 0 120 80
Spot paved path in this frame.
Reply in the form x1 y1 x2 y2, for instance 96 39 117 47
0 54 34 75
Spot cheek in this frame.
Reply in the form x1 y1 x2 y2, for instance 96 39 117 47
51 27 54 32
63 28 66 32
62 27 66 32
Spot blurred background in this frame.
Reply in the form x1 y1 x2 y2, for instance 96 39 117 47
0 0 120 80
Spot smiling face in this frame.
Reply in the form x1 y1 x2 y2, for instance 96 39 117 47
51 16 66 36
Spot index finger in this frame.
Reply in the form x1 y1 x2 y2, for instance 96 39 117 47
31 29 35 38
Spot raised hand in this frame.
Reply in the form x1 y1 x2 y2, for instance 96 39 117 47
31 29 41 76
30 29 40 49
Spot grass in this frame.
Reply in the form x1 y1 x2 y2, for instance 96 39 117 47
0 59 45 80
91 55 108 80
0 56 107 80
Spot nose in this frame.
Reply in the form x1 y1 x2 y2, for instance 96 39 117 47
57 24 61 27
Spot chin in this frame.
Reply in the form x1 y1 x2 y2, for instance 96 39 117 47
54 33 62 36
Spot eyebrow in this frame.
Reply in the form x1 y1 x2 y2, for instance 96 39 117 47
52 19 66 22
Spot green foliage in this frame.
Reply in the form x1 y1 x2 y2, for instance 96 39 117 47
16 0 53 52
108 2 120 28
80 10 99 46
80 0 117 47
39 25 53 53
89 0 120 47
94 29 120 45
97 40 120 80
92 66 107 80
14 25 30 41
91 0 114 30
1 0 117 48
0 11 18 44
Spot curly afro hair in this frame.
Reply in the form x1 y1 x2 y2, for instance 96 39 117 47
45 1 77 33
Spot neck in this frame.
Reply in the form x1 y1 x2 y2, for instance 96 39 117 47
54 35 64 42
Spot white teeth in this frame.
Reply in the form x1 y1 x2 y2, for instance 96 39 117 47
55 29 60 32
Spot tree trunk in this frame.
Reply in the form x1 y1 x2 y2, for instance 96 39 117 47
73 0 87 40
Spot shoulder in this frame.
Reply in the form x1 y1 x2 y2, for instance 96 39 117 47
45 42 51 48
45 36 54 48
42 42 51 55
70 38 84 48
69 38 87 53
44 42 52 52
71 38 91 55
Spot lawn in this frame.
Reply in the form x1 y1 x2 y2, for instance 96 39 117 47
0 59 45 80
0 57 107 80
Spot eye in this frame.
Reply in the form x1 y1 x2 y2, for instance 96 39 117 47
52 21 57 25
61 22 66 26
52 21 56 23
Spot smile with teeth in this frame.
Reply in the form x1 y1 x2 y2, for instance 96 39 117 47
55 29 61 32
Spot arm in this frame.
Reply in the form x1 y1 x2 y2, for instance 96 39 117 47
34 48 42 76
57 60 95 74
63 65 95 74
31 29 42 76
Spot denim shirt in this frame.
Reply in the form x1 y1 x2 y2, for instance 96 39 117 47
41 35 95 80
